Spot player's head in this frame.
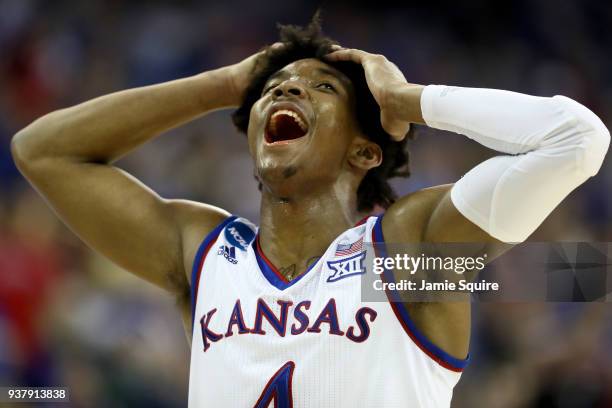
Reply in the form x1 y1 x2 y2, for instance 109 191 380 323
232 15 411 212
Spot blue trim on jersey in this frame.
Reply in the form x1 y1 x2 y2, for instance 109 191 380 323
253 216 370 291
373 215 470 371
190 215 238 329
253 235 318 291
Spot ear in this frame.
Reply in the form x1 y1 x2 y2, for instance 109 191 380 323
348 139 382 171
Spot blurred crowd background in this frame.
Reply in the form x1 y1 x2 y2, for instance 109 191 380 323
1 0 611 407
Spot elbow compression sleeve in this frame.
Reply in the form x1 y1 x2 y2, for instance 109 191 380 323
421 85 610 242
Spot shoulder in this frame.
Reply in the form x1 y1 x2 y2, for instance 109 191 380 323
382 184 452 243
165 199 232 284
376 185 471 361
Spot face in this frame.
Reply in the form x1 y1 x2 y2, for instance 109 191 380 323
247 58 367 198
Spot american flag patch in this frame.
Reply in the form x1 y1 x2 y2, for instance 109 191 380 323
335 237 364 257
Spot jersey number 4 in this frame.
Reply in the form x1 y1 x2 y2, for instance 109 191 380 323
253 361 295 408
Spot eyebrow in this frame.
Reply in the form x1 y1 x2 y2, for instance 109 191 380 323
313 67 351 91
267 70 285 83
313 67 343 80
266 66 347 85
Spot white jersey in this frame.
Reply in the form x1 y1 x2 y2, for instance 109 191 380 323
188 215 467 408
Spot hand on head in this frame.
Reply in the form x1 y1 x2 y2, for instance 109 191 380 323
325 47 413 141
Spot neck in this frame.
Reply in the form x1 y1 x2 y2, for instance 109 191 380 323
258 183 363 279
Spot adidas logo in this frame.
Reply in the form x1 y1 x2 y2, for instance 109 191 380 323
217 245 238 264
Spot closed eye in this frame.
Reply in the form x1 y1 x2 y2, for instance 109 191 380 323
262 83 279 95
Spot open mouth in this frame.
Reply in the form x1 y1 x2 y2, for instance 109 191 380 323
265 109 309 144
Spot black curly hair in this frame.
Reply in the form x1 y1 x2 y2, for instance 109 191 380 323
232 16 412 212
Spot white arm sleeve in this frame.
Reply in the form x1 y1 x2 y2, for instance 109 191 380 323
421 85 610 243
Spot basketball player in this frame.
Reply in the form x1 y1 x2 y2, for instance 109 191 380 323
11 20 609 407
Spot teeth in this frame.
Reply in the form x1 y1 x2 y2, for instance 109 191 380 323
271 109 308 132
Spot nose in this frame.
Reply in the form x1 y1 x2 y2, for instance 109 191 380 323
272 80 306 100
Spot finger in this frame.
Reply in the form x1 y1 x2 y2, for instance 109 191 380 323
269 42 286 51
324 48 371 64
324 48 366 63
389 124 410 141
381 112 410 141
392 124 411 141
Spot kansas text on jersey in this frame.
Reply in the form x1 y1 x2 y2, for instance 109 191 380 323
188 215 469 408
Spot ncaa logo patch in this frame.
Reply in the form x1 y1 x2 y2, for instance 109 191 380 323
224 219 256 251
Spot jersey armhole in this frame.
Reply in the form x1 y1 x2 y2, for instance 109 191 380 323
372 215 470 372
190 215 238 329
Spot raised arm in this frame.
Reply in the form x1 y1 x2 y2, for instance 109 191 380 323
389 85 610 244
326 47 610 244
326 47 610 361
10 50 263 295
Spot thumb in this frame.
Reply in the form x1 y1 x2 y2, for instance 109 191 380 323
380 110 410 141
